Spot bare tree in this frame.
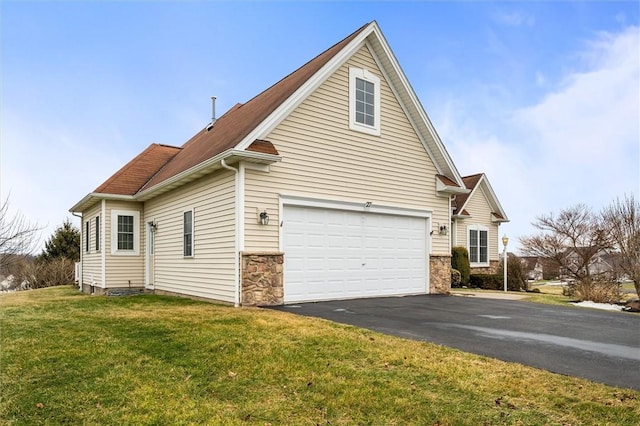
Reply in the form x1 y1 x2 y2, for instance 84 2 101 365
520 204 610 283
0 196 41 276
518 204 625 303
601 194 640 298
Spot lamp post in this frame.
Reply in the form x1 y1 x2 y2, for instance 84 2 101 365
502 235 509 292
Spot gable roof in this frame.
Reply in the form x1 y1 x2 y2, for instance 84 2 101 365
452 173 509 223
71 21 467 213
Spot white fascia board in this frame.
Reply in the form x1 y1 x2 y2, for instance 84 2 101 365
478 176 509 222
135 149 281 202
367 24 465 188
70 193 136 213
235 24 375 151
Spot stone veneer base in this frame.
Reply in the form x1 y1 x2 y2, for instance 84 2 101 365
429 255 452 294
241 252 284 306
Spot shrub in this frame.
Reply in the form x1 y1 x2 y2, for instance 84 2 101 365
563 277 623 304
13 257 75 290
451 247 470 285
451 268 462 287
469 274 503 290
499 255 528 291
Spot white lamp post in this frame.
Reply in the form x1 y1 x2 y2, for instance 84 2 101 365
502 235 509 292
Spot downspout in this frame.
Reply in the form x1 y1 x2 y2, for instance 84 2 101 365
101 199 106 289
71 212 83 291
220 159 241 307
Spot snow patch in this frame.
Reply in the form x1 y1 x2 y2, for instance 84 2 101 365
571 301 624 311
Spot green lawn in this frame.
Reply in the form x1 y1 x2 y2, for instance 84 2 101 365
1 286 638 425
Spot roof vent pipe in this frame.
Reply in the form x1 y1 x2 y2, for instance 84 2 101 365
211 96 217 124
206 96 217 131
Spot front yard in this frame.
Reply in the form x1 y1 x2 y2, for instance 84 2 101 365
1 286 638 425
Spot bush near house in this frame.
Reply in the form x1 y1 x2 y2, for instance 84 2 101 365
469 274 503 290
451 268 462 287
451 247 470 285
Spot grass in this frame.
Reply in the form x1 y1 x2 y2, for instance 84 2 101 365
2 286 639 425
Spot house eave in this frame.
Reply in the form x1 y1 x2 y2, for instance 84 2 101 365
69 193 136 214
135 149 281 202
436 180 470 196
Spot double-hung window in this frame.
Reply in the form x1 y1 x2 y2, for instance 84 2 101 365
183 210 193 257
468 225 489 266
349 67 381 135
111 210 140 255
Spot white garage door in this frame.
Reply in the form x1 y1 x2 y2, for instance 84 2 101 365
283 205 428 303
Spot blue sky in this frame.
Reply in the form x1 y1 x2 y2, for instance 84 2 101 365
2 1 639 253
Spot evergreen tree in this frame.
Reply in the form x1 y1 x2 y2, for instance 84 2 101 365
40 219 80 262
451 246 471 285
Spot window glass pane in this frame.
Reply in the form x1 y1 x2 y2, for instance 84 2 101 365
354 77 375 127
479 230 488 263
117 215 134 250
95 217 100 251
469 229 478 263
184 211 193 256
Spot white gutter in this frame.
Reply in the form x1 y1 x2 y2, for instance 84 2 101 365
101 199 106 288
220 158 241 307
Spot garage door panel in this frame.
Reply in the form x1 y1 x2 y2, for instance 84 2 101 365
283 205 427 303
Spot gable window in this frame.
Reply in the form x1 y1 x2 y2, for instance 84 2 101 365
85 221 90 253
111 210 140 256
349 67 381 136
468 225 489 266
183 210 193 257
95 216 100 252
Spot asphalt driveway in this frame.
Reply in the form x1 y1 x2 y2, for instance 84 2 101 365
272 295 640 390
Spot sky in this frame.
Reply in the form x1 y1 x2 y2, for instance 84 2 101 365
2 1 639 254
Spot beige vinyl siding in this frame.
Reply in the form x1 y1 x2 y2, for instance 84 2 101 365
244 44 449 254
81 203 102 287
144 170 236 303
455 188 500 261
104 200 144 288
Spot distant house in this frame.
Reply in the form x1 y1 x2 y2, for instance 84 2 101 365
521 256 544 281
561 248 625 282
450 173 509 275
70 21 508 306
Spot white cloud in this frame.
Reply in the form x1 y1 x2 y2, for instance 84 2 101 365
434 25 640 249
492 10 535 27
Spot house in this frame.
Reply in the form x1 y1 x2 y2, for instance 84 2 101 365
520 256 544 281
70 21 508 306
450 173 509 275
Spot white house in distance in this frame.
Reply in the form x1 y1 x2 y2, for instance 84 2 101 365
70 21 509 306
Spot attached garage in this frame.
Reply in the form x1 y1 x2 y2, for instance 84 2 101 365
282 202 429 303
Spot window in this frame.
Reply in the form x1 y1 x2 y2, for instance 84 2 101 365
183 210 193 257
349 67 380 135
117 215 134 250
95 216 100 251
85 221 90 253
468 225 489 265
111 210 140 255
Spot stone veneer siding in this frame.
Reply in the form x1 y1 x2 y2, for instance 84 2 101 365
470 260 500 275
429 255 451 294
241 252 284 306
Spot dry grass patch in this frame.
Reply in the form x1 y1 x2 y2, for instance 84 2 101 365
1 286 638 425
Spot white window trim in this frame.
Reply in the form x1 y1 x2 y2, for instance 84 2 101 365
183 208 194 258
467 224 489 267
349 67 381 136
111 210 140 256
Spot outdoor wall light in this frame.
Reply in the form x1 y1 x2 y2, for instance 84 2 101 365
259 210 270 226
439 224 449 236
150 221 158 233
